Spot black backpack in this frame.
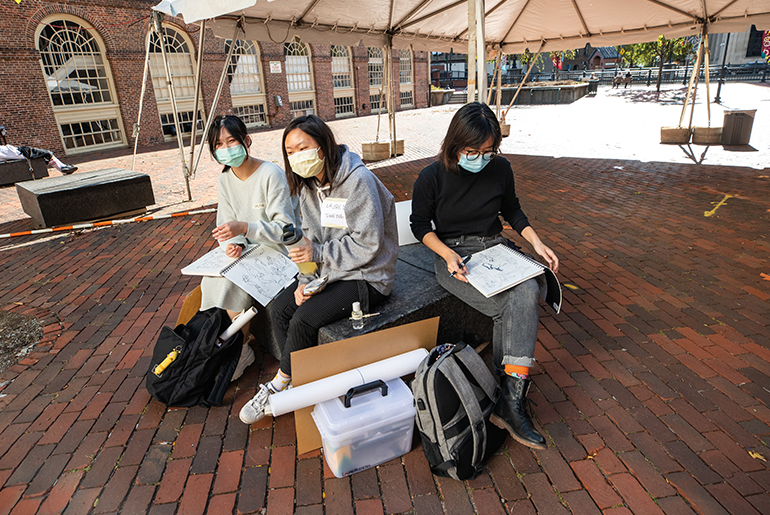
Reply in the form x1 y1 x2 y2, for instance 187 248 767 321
412 343 508 480
146 308 242 407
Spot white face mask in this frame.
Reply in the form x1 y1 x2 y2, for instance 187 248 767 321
289 148 325 178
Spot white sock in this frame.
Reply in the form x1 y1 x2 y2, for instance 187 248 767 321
269 372 291 392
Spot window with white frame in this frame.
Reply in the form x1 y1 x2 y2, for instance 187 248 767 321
331 46 353 88
290 99 315 119
399 48 414 109
368 47 387 112
332 45 356 118
148 25 205 139
334 96 354 116
283 37 316 118
36 16 126 153
149 27 196 100
399 48 413 84
226 39 269 127
284 38 313 91
368 47 384 87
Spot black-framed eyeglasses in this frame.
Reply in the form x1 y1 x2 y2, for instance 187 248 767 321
462 150 498 161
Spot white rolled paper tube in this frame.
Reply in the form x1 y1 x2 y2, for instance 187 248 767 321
269 348 428 416
219 307 258 341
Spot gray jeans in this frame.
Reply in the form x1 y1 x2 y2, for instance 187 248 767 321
434 235 545 372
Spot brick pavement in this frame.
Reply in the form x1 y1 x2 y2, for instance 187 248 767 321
0 84 769 514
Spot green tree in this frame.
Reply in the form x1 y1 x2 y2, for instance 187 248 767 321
618 36 694 91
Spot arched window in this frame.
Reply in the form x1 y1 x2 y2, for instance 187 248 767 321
148 25 205 139
226 39 268 127
399 48 414 109
368 47 385 111
284 37 316 118
36 16 126 153
331 45 355 118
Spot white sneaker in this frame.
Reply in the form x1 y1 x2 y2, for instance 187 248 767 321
239 380 292 424
231 341 255 382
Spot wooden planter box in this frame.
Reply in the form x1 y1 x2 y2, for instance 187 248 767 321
661 127 691 144
362 140 404 161
692 127 723 145
493 83 590 106
430 89 454 106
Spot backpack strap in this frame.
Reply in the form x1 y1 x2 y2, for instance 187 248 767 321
439 357 487 471
453 346 501 404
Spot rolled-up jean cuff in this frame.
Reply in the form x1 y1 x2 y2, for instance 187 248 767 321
502 356 537 368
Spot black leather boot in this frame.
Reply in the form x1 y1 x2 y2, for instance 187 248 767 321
490 375 546 449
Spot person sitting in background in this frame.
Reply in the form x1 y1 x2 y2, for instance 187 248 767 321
0 144 77 174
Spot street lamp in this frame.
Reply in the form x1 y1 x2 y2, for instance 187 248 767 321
714 33 731 104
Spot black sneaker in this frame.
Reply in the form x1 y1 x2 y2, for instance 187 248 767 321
61 165 78 175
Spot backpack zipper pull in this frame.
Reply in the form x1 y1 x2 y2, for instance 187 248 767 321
153 346 182 377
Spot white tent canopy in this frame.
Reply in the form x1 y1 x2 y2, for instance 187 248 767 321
154 0 770 54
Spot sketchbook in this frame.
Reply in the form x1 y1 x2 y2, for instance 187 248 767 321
182 244 299 307
181 245 243 277
465 244 563 313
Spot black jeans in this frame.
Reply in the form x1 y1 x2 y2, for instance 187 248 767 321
268 279 388 375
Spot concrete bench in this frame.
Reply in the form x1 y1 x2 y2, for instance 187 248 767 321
255 243 493 362
16 167 155 227
0 158 48 187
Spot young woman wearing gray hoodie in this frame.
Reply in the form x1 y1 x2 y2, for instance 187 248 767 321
240 115 398 425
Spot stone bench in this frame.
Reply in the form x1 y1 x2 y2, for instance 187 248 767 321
16 167 155 228
255 243 493 362
0 158 48 187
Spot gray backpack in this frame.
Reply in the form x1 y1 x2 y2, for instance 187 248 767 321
411 343 508 480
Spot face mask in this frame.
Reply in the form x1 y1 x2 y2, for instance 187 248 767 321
458 153 493 173
289 148 325 179
215 144 247 168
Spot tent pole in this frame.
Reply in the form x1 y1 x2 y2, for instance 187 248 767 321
495 48 503 117
502 41 544 121
192 22 243 176
487 47 501 106
476 0 486 103
467 0 477 103
386 39 397 158
687 38 704 131
702 26 712 126
679 34 703 127
132 21 153 171
154 11 192 201
187 18 206 180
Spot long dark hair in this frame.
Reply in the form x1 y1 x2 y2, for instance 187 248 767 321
282 115 344 196
208 115 249 172
438 102 502 174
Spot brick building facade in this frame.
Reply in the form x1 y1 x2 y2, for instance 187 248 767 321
0 0 429 157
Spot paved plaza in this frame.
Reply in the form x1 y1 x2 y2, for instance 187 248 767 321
0 83 769 514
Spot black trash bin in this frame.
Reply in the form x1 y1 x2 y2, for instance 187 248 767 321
721 109 756 145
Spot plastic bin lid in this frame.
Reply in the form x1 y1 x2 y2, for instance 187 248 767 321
312 378 416 440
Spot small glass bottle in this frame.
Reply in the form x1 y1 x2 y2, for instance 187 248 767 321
351 302 364 330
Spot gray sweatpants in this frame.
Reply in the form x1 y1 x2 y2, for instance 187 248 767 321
433 234 545 373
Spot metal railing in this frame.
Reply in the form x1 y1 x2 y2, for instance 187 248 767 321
432 63 768 89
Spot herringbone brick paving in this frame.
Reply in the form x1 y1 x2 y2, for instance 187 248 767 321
1 85 769 514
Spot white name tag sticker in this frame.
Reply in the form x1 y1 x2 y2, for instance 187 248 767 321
321 198 347 228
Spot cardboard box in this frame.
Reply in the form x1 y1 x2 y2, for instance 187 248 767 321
291 317 439 454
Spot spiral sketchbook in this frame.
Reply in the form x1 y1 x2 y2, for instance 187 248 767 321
182 244 299 306
465 244 562 313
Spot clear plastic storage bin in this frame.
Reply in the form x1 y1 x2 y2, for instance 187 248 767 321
312 378 416 477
